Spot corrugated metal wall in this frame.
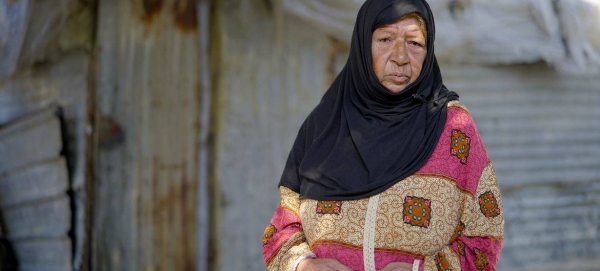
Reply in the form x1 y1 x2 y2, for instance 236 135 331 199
93 0 202 270
213 1 330 270
441 63 600 270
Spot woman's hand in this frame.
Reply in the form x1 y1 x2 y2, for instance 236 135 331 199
379 262 413 271
297 258 353 271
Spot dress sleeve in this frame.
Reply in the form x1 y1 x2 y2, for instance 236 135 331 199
263 186 315 271
423 163 504 271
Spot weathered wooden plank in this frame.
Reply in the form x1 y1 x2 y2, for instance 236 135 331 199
2 196 70 240
0 157 69 208
0 106 62 175
12 238 72 270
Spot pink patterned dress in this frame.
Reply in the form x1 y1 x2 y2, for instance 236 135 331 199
262 101 504 271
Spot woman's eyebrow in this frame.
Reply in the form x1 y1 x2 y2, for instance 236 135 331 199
374 28 396 35
405 31 425 38
405 26 423 33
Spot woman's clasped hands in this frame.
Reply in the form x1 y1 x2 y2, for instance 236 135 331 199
297 258 413 271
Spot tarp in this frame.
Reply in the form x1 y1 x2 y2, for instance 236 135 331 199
279 0 600 74
0 0 29 79
0 0 75 80
556 0 600 74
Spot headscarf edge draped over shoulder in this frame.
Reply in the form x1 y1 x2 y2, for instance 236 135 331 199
279 0 459 200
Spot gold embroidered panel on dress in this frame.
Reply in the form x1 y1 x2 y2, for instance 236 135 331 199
449 221 465 244
300 174 479 256
280 244 311 271
263 224 277 246
478 191 500 218
280 186 301 216
474 248 489 271
403 196 432 228
374 175 463 256
435 252 451 271
424 246 462 271
267 231 311 271
464 163 504 239
301 196 369 248
451 129 471 164
457 240 466 256
316 201 343 215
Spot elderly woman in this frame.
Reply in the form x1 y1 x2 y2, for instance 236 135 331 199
262 0 504 270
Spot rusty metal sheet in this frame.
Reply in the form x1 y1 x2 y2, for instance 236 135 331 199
94 0 201 270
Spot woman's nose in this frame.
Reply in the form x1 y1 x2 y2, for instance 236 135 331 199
391 42 409 66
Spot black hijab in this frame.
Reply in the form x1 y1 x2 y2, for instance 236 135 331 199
279 0 458 200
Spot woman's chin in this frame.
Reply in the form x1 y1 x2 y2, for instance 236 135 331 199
385 84 407 93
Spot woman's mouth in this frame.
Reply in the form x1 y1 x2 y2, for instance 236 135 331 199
387 73 410 84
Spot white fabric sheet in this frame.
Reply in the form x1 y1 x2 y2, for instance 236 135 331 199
278 0 600 74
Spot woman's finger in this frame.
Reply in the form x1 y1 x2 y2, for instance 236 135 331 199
379 262 413 271
297 258 354 271
328 259 354 271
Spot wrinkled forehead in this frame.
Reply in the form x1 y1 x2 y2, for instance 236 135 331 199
372 0 429 31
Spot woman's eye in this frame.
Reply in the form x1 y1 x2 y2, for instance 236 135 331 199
409 41 423 47
379 38 392 43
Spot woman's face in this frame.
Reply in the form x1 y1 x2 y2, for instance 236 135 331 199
371 15 427 93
